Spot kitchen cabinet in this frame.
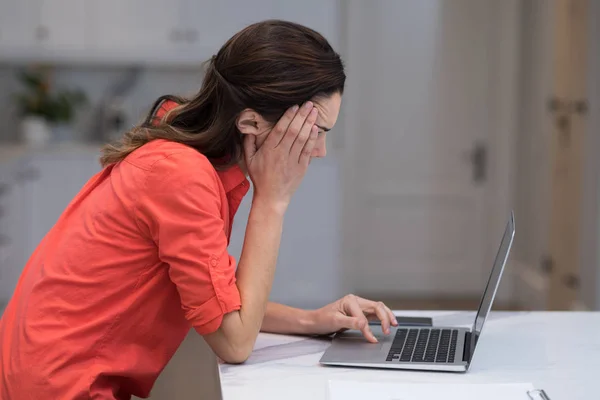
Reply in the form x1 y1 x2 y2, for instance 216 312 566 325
273 0 340 48
37 0 87 51
183 0 339 55
182 0 273 57
0 0 86 59
0 159 30 305
0 0 39 54
0 155 31 305
0 147 101 303
85 0 339 65
0 0 340 65
0 164 12 304
86 0 186 63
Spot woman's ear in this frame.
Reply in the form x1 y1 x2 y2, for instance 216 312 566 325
236 109 269 135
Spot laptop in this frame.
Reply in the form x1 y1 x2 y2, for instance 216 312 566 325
319 211 515 372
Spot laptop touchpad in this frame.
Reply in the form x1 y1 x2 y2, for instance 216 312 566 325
336 331 384 349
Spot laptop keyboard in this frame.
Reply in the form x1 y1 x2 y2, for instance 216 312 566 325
386 328 458 363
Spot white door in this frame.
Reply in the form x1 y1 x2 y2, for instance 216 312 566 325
341 0 516 299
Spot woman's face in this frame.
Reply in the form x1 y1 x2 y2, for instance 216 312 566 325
246 92 342 159
308 92 342 158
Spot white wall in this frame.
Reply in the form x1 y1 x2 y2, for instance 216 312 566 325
227 156 343 309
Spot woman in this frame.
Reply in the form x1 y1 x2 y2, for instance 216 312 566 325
0 20 397 399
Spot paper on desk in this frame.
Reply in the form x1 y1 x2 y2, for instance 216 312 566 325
328 380 536 400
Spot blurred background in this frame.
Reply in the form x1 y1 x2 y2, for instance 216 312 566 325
0 0 598 315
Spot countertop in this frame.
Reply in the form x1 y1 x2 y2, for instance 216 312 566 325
0 142 104 165
219 311 600 400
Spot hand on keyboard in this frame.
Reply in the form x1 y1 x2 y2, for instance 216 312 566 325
307 295 398 343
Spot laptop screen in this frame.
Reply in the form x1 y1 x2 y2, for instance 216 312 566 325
469 212 515 359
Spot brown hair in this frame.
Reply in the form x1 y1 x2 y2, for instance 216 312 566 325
100 20 346 169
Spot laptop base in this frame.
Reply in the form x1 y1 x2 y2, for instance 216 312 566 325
319 325 470 372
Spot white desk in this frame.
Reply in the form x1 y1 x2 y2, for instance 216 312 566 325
219 311 600 400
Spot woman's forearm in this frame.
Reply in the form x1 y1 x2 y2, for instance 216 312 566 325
261 302 316 335
235 197 285 333
203 197 285 363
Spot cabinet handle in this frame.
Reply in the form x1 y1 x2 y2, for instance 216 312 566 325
0 183 8 197
562 273 580 290
0 234 10 246
186 29 199 43
15 168 40 182
36 25 49 41
169 29 184 42
574 100 588 115
539 255 554 274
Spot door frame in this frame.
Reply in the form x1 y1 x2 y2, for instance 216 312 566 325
337 0 523 299
580 0 600 311
483 0 523 302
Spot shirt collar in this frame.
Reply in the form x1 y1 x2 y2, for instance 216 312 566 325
216 163 248 193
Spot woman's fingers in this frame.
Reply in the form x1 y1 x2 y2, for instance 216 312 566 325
264 105 298 148
278 102 314 151
299 126 319 166
374 302 392 335
245 101 317 207
344 296 377 343
356 297 396 334
290 107 318 162
334 313 363 332
384 304 398 327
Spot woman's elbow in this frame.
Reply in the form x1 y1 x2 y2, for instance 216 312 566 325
218 342 253 364
201 312 256 364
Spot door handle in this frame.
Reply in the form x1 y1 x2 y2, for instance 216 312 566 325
463 142 487 184
0 234 10 246
15 168 40 183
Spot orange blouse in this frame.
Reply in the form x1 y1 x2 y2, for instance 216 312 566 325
0 101 249 399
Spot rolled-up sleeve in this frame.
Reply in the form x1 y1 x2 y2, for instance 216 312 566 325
136 152 241 335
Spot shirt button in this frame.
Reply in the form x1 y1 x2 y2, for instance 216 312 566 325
210 259 218 266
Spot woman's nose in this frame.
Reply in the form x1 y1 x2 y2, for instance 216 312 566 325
311 136 327 158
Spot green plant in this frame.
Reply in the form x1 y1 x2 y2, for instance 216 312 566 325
13 67 87 124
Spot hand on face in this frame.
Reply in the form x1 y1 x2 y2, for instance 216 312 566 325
243 102 319 211
309 295 398 343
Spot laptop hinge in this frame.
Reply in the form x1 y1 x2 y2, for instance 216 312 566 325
462 331 472 362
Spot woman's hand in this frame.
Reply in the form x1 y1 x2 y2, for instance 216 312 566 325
243 102 319 213
308 295 398 343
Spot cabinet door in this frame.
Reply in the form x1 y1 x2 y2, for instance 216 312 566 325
183 0 339 60
0 0 40 52
184 0 279 56
0 166 12 304
27 152 101 254
86 0 185 61
0 160 36 304
37 0 87 51
273 0 340 47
